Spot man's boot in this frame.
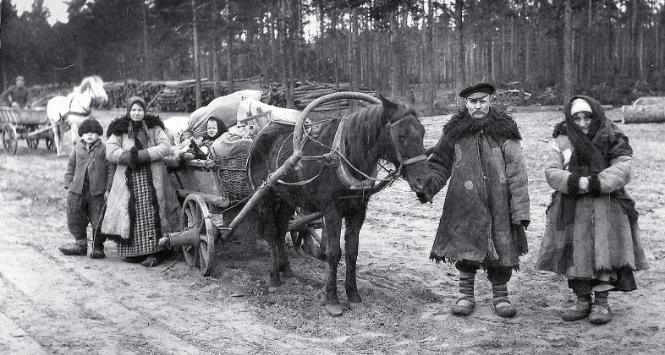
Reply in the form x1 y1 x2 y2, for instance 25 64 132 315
492 283 517 318
451 272 475 316
59 239 87 256
562 294 592 321
589 291 612 325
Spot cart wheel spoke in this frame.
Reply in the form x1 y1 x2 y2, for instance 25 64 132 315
3 126 18 155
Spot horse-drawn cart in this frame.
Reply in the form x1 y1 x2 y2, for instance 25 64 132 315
158 94 351 276
0 107 55 155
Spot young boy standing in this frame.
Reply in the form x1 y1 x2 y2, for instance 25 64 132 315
59 118 110 258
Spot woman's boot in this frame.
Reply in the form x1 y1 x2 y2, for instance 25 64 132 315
562 294 592 321
589 291 612 325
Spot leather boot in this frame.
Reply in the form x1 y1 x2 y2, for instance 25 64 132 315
562 294 592 321
59 240 87 256
451 273 475 316
589 291 612 325
492 283 517 318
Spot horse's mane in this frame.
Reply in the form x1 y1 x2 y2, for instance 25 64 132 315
75 75 103 94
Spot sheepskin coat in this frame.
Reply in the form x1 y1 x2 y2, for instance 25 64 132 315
427 108 531 268
536 98 648 285
101 116 180 240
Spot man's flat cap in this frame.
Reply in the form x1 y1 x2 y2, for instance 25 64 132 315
459 82 495 99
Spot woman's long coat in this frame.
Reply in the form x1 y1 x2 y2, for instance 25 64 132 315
101 117 180 240
536 122 648 280
427 109 530 268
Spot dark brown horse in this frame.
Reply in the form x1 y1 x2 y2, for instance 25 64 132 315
248 96 429 316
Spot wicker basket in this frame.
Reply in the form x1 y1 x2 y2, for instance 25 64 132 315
215 156 253 201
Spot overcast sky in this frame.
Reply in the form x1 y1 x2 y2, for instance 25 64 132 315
15 0 69 25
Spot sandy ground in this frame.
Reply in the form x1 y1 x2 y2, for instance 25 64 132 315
1 108 664 354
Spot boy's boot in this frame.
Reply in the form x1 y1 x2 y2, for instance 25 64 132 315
90 229 105 259
562 293 592 321
589 291 612 325
59 239 87 256
90 241 105 259
451 271 475 316
492 283 517 318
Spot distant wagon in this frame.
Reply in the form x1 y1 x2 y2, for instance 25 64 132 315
0 107 56 155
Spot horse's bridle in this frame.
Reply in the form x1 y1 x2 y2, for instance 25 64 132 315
60 86 94 126
387 114 428 168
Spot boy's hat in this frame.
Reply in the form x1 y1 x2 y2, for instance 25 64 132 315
78 117 103 136
459 82 495 99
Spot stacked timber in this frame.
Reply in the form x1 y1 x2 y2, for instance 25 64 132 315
265 82 375 111
621 96 665 124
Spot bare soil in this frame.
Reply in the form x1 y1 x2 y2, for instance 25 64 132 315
1 109 664 354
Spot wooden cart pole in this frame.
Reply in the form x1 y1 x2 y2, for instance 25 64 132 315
218 151 303 240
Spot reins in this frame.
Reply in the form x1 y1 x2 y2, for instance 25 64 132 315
274 107 426 194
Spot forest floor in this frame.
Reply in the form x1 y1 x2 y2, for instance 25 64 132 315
1 108 664 354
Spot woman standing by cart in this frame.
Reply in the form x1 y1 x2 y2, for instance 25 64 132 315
101 96 179 267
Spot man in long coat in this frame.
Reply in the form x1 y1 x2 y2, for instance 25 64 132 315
422 83 530 318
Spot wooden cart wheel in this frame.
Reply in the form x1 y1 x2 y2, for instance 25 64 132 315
46 138 55 152
181 194 217 276
27 137 39 149
2 125 18 155
290 209 325 259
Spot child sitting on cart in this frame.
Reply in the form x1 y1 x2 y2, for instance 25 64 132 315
59 117 110 258
174 116 228 160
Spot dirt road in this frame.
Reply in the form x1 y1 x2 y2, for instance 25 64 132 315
1 110 664 354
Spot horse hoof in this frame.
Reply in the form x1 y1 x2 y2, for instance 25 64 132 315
348 294 362 303
280 267 294 278
325 304 344 317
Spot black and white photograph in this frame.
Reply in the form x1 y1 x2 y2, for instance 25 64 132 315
1 0 664 353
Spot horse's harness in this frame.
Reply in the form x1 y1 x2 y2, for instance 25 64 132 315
58 87 93 128
277 112 427 196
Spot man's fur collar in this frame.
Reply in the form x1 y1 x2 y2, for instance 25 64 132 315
444 108 521 141
107 114 165 138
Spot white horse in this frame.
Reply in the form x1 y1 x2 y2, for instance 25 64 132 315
46 75 108 155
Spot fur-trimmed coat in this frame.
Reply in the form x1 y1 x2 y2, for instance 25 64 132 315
536 118 649 281
427 108 530 267
101 115 180 239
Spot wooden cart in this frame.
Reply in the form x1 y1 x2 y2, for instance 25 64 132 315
158 92 379 276
0 107 55 155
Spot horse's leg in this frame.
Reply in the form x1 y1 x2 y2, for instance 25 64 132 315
275 203 295 277
323 207 343 316
258 199 282 288
52 123 62 155
344 207 367 304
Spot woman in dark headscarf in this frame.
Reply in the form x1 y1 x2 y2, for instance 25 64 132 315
101 96 179 267
537 95 648 325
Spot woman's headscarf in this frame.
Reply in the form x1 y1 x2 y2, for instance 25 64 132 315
126 96 147 118
126 96 148 147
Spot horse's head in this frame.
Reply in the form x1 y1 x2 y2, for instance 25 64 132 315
80 75 108 106
379 95 430 195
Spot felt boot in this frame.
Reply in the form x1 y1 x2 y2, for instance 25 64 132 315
90 246 105 259
562 294 592 321
589 291 612 325
59 240 87 256
492 283 517 318
451 273 475 316
141 254 163 268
